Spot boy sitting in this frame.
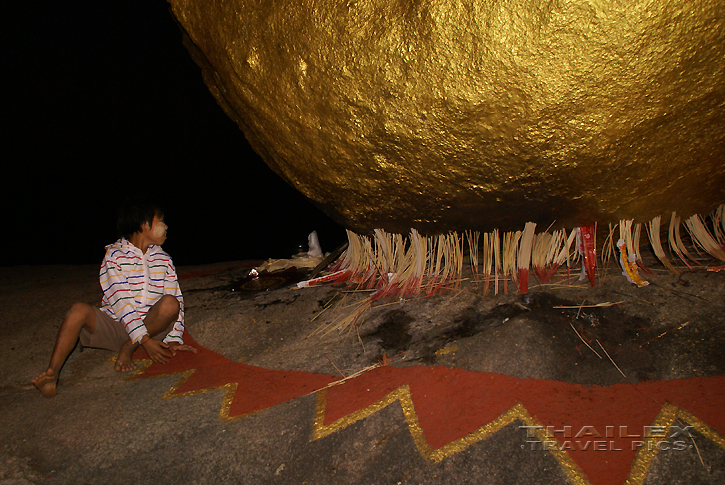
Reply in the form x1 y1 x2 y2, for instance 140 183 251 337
32 197 196 397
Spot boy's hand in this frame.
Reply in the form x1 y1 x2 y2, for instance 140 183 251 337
140 337 173 364
167 342 198 357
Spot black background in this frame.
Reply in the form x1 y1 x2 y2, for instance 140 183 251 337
3 1 345 267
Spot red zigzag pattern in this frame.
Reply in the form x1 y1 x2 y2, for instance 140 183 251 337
128 333 725 485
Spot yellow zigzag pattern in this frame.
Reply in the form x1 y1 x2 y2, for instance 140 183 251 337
123 360 725 485
310 384 725 485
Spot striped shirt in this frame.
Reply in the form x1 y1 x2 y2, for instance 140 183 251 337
99 238 184 344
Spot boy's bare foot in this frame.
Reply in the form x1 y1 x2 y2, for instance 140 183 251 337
32 369 58 398
114 342 137 372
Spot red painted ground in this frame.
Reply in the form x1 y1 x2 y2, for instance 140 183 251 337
131 333 725 485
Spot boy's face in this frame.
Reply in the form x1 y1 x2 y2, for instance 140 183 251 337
143 215 168 246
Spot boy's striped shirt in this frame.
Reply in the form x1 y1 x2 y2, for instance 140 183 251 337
99 238 184 344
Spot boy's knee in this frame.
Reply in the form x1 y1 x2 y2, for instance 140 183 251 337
66 302 94 319
158 295 180 318
63 302 95 330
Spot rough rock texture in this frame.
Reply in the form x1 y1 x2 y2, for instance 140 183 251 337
168 0 725 234
3 256 725 484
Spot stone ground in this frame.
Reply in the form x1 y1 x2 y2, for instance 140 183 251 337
1 247 724 484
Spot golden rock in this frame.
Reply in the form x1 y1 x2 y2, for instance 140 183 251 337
168 0 725 234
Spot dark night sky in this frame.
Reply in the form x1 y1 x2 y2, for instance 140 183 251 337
2 1 346 267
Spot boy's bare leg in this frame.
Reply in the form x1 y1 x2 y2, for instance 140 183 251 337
32 302 97 398
115 295 179 372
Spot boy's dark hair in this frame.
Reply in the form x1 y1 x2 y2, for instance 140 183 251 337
116 196 165 239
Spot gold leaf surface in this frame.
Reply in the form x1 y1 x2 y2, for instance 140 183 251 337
169 0 725 233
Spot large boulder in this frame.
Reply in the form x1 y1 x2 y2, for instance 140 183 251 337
168 0 725 234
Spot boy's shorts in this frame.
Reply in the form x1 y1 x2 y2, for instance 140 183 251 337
79 307 171 352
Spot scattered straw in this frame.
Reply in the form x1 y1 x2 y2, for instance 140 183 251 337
433 289 464 316
575 299 586 320
552 301 626 309
564 313 601 359
324 353 346 377
597 340 635 388
307 363 382 395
